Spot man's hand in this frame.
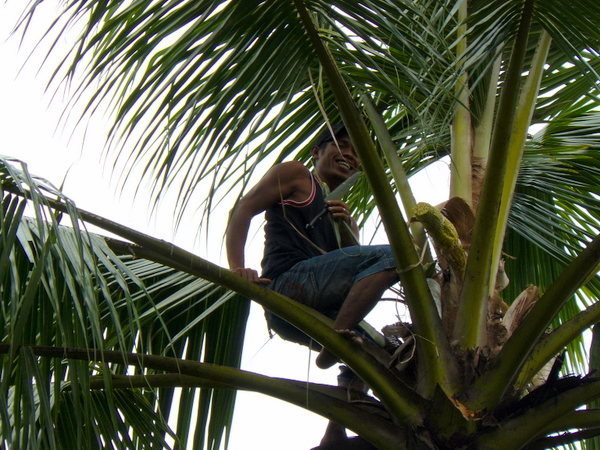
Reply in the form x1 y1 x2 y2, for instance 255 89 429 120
326 200 352 223
231 267 272 285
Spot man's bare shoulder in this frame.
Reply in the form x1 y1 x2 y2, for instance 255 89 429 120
270 160 310 178
263 161 312 201
263 161 311 186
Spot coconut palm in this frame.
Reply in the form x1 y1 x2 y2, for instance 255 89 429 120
2 0 600 449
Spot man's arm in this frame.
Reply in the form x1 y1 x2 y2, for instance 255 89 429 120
226 199 270 284
226 161 310 284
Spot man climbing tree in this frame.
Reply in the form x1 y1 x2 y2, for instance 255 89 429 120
226 124 399 445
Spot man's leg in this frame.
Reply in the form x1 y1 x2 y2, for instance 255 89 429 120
266 245 398 366
320 366 368 445
316 268 398 369
320 421 347 445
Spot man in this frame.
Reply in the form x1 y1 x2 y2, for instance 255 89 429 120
226 124 398 369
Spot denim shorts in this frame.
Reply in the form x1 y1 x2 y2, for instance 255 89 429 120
267 245 397 317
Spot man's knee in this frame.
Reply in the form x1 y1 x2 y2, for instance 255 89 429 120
358 267 398 287
379 267 399 286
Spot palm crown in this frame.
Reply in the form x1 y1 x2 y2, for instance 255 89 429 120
2 0 600 448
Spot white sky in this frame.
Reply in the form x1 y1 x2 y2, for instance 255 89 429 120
0 2 450 449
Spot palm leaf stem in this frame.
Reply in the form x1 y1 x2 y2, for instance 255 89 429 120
515 293 600 391
455 0 536 348
292 0 461 400
472 50 502 160
537 409 600 441
488 30 552 299
467 233 600 411
89 371 414 445
87 374 389 409
104 236 427 426
90 374 236 390
474 378 600 449
449 0 473 204
528 429 600 450
362 94 431 262
3 182 426 427
0 344 407 450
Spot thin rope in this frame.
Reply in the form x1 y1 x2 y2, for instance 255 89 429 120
396 238 429 274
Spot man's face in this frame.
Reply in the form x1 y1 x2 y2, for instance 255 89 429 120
313 133 359 186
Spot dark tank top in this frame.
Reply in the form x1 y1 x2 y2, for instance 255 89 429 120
261 171 339 280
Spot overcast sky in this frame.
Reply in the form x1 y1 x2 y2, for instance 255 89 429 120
0 2 450 449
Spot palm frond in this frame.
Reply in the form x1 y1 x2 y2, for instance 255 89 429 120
8 0 600 448
0 157 249 449
505 106 600 372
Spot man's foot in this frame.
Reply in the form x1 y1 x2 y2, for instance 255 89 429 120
315 329 357 369
337 365 368 394
316 348 338 369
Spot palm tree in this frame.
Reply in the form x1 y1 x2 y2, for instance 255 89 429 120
2 0 600 448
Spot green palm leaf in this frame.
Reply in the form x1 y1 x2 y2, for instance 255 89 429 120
0 157 250 449
7 0 600 448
